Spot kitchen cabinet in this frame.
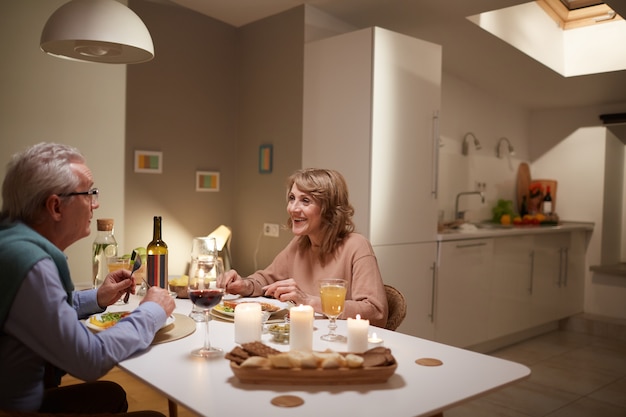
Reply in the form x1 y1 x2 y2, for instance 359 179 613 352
489 235 534 339
302 27 441 245
531 231 585 325
374 243 437 339
436 239 493 347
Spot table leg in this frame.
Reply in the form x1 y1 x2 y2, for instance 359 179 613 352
168 399 178 417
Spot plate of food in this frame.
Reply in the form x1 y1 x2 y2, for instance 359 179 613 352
212 297 290 317
86 311 175 332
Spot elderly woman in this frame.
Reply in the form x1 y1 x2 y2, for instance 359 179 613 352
219 168 388 327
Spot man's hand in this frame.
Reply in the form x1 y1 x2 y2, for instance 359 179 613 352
140 287 175 316
97 269 134 307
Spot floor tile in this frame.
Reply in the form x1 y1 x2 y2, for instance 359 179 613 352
528 356 621 396
478 380 579 417
545 397 626 417
589 376 626 409
445 396 533 417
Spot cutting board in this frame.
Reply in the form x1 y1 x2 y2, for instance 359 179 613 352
516 162 531 214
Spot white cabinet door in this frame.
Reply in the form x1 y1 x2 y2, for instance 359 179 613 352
303 27 441 245
557 230 585 318
437 239 493 348
531 232 571 325
374 243 437 339
489 236 534 339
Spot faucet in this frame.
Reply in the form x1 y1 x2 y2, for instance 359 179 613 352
455 191 485 220
462 132 481 156
496 137 515 158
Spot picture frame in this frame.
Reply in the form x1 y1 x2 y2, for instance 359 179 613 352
196 171 220 192
134 150 162 174
259 144 273 174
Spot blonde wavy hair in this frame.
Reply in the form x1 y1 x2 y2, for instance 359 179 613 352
285 168 355 263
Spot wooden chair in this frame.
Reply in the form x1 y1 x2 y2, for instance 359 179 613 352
384 284 407 331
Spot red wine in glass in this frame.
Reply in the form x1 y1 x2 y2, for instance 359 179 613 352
189 289 223 309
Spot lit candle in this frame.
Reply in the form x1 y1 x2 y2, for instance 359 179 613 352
368 332 384 347
234 302 262 344
289 304 314 351
347 314 369 353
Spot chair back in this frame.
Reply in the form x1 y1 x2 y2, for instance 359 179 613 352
384 284 407 331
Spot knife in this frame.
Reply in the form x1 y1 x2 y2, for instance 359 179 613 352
124 250 142 303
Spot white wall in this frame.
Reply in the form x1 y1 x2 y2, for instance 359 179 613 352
438 73 530 222
0 0 127 288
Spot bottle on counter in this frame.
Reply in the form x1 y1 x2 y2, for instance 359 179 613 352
92 218 117 288
147 216 168 288
543 186 553 215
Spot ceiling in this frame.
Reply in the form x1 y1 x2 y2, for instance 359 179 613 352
167 0 626 112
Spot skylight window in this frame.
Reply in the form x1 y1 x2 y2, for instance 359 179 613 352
467 1 626 77
539 0 621 29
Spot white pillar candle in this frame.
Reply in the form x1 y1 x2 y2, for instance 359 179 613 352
289 304 314 351
347 314 369 353
234 302 262 344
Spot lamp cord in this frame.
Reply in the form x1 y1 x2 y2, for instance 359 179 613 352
253 226 264 271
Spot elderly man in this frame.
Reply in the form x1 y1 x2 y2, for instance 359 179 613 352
0 142 174 416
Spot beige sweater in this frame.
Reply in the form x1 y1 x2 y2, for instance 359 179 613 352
246 233 388 328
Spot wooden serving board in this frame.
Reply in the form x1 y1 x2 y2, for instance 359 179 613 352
516 162 531 214
230 361 397 385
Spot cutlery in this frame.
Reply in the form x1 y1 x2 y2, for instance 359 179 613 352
123 250 142 303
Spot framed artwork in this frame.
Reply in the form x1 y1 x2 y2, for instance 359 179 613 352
196 171 220 192
259 144 273 174
134 150 162 174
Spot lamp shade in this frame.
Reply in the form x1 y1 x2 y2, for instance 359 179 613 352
40 0 154 64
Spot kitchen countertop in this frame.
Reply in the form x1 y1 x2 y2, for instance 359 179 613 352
437 221 594 241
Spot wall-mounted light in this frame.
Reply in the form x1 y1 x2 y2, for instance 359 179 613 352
496 137 515 158
40 0 154 64
462 132 481 156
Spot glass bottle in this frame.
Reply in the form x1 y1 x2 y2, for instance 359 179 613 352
92 218 117 288
543 186 553 215
147 216 168 288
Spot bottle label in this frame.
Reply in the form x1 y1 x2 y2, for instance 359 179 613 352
543 201 553 214
147 254 168 288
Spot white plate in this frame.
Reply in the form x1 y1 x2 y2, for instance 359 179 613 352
212 297 290 317
86 312 175 332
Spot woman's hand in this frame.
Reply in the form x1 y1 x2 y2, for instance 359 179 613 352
96 269 134 308
218 269 251 296
263 278 310 305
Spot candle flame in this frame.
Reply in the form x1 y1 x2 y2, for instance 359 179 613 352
356 314 361 320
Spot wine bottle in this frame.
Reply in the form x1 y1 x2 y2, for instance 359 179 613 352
147 216 168 288
543 186 553 215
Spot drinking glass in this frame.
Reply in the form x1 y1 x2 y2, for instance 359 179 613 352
188 255 224 357
319 278 347 342
188 237 217 322
108 257 132 305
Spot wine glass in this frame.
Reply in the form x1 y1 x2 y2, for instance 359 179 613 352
189 237 217 322
188 238 224 358
319 278 347 342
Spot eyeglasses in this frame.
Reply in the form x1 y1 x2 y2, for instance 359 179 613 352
60 188 99 206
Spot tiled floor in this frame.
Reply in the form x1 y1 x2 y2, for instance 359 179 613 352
445 325 626 417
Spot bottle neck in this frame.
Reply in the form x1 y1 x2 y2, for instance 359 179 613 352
152 217 162 241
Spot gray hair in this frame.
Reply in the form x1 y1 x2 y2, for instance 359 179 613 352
1 142 86 224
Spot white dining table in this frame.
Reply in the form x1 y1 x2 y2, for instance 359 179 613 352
114 295 530 417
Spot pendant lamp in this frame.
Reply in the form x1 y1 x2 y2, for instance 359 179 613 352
40 0 154 64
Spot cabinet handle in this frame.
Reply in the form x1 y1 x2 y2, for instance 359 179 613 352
428 262 436 323
563 248 569 287
455 242 487 249
431 111 440 199
528 250 535 294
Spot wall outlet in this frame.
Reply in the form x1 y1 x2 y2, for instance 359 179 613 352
263 223 279 237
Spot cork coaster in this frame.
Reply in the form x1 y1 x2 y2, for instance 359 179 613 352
151 314 196 345
271 395 305 408
415 357 443 367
